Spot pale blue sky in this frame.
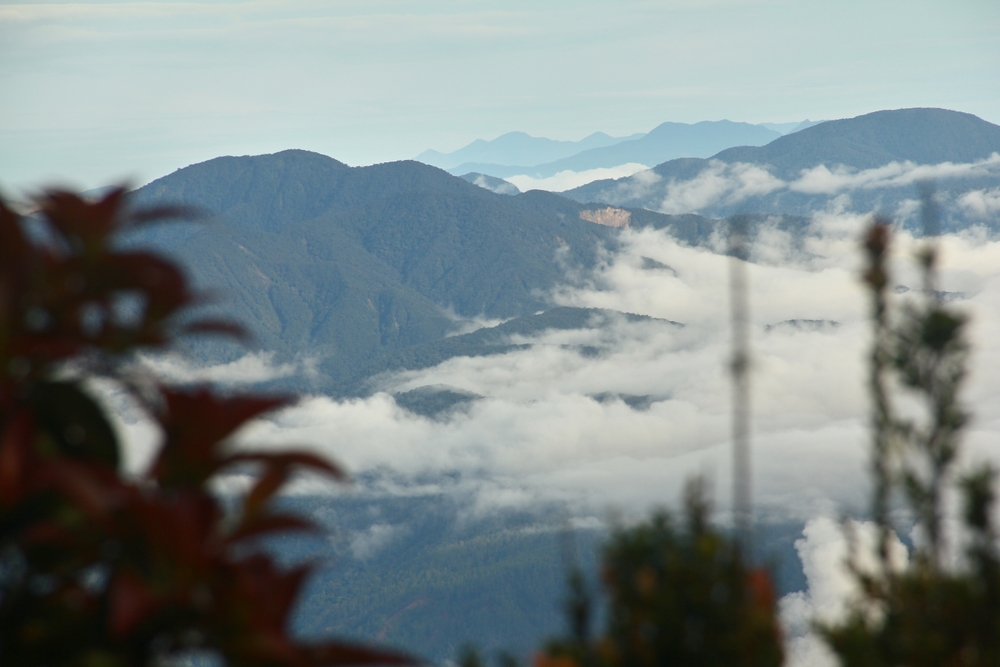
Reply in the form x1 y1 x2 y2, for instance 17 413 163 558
1 0 998 191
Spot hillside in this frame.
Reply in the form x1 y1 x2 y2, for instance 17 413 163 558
564 108 1000 224
460 172 520 195
128 150 709 393
713 107 1000 178
276 493 809 664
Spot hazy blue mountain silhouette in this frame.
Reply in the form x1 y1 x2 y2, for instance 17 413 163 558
415 130 642 170
564 108 1000 223
446 120 781 179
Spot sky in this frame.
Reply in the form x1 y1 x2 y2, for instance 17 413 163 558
2 0 999 192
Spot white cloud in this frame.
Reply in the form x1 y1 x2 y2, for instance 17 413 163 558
348 523 409 560
958 187 1000 219
643 154 1000 215
780 517 909 667
102 221 1000 530
440 307 510 337
90 216 1000 663
789 153 1000 195
507 163 651 193
658 160 784 214
137 351 315 384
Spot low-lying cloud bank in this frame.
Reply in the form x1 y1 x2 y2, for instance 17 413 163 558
106 215 1000 666
113 215 1000 521
589 153 1000 220
506 163 650 193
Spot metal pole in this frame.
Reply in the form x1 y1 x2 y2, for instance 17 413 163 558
729 217 752 550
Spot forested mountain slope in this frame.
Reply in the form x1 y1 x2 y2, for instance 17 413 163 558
130 150 706 392
564 108 1000 224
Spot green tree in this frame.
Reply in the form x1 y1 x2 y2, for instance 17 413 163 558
0 189 412 666
535 480 783 667
821 214 1000 665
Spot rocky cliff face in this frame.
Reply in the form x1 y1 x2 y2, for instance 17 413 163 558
579 206 631 228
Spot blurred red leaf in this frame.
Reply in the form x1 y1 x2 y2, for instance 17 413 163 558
110 570 159 638
306 641 418 666
126 204 201 226
181 319 249 341
152 388 291 488
230 452 346 520
39 188 126 249
0 411 34 508
227 513 317 544
0 187 381 667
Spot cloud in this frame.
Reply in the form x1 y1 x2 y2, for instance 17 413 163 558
657 160 784 214
91 215 1000 662
347 523 410 560
101 219 1000 533
644 154 1000 215
789 153 1000 195
471 174 519 195
440 307 511 337
507 163 651 193
137 351 315 384
780 517 909 667
958 187 1000 218
217 222 1000 525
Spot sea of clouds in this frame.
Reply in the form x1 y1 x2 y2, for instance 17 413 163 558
614 153 1000 217
505 162 650 193
104 202 1000 667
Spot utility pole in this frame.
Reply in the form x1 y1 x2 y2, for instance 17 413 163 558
729 217 752 550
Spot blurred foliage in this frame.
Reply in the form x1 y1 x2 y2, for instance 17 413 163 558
0 189 411 666
534 480 783 667
820 210 1000 665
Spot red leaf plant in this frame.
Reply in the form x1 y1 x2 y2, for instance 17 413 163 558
0 189 415 666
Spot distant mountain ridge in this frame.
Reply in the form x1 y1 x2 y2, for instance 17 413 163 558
415 130 643 171
759 119 826 135
439 120 782 180
711 108 1000 178
563 108 1000 225
125 108 1000 395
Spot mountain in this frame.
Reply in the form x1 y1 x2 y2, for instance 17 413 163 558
459 172 520 195
128 150 705 394
446 120 782 180
415 131 643 171
759 119 826 135
788 119 826 134
711 108 1000 178
563 108 1000 225
277 493 809 664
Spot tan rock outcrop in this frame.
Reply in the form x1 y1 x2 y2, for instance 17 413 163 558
579 207 631 228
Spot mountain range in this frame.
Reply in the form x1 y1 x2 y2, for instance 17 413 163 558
129 151 704 395
114 106 1000 664
127 107 1000 398
415 130 644 171
444 120 784 180
563 108 1000 224
418 119 827 179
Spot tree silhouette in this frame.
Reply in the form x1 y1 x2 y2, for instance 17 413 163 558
821 214 1000 666
0 189 414 666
